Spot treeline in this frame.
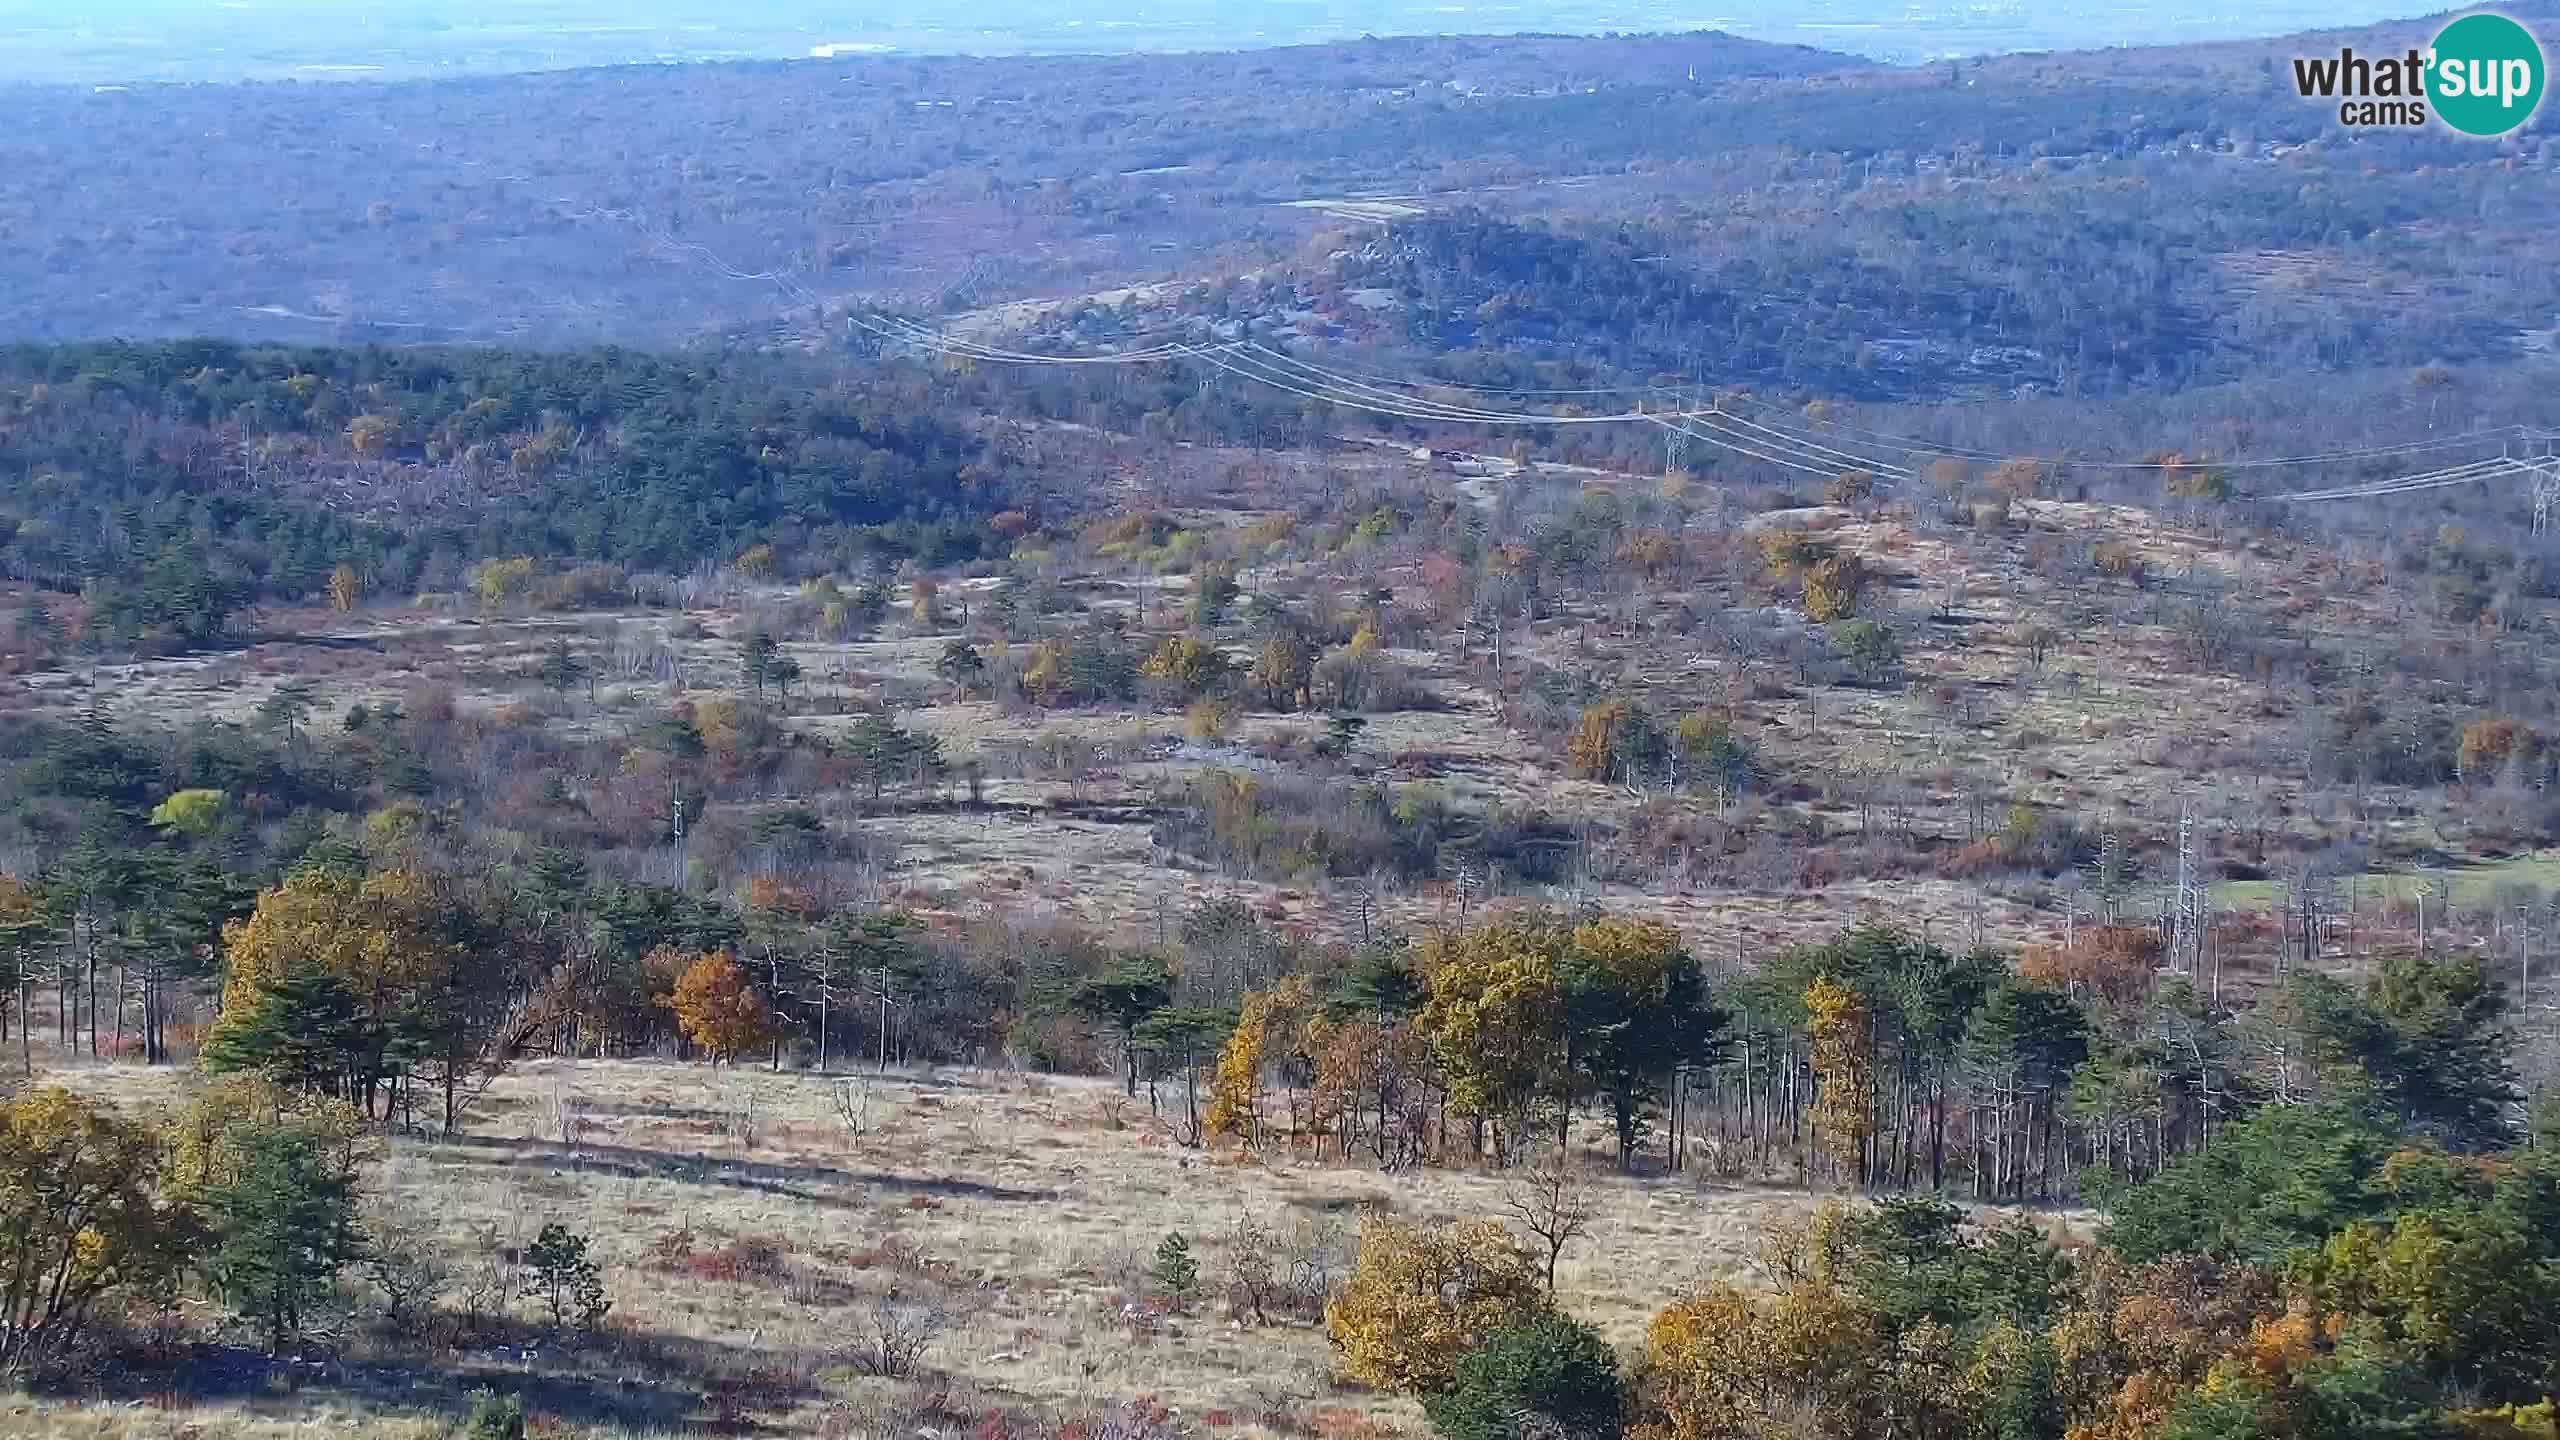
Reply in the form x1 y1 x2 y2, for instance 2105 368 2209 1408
12 690 2530 1211
0 683 994 1082
1316 1117 2560 1440
0 341 1021 649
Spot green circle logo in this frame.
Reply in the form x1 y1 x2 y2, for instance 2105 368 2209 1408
2432 13 2546 136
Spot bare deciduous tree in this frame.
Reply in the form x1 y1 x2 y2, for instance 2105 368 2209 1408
1501 1145 1596 1293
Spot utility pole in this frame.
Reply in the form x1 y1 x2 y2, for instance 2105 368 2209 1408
2171 806 2205 980
2521 903 2534 1017
669 783 691 889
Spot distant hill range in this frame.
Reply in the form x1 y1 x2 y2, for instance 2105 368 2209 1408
0 7 2552 418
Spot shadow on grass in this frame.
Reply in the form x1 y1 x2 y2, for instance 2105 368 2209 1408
436 1132 1057 1205
68 1318 827 1436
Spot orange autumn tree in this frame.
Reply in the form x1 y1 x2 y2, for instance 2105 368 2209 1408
661 949 776 1063
2020 926 2162 1008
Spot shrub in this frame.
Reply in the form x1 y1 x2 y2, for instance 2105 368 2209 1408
1141 635 1232 699
1185 696 1235 741
2457 718 2540 785
1987 458 2045 499
682 1235 789 1285
519 1222 610 1330
846 1293 945 1377
2091 540 2144 581
0 1088 191 1373
1566 700 1665 784
1830 619 1900 682
1324 1216 1550 1393
1423 1312 1625 1440
365 1201 452 1330
1756 529 1828 578
1225 1213 1285 1324
1824 470 1876 506
1803 556 1868 623
463 1391 528 1440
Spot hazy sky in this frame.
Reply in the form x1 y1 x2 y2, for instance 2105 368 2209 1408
2 0 2438 85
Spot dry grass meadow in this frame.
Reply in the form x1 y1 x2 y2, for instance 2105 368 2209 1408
21 1048 1883 1440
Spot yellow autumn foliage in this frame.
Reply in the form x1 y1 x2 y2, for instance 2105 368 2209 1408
1141 634 1232 697
1644 1274 1878 1440
1414 919 1567 1129
211 864 462 1053
660 948 776 1063
1206 974 1311 1146
165 1072 363 1197
1804 554 1868 623
1323 1214 1549 1393
0 1087 190 1369
2452 1403 2560 1440
1806 975 1873 1184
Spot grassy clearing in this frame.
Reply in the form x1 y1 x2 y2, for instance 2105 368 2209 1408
31 1055 1890 1440
2211 848 2560 912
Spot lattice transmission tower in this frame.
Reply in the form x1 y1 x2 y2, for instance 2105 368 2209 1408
2528 433 2560 537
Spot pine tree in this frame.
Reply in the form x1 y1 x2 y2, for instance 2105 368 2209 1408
519 1222 610 1330
1071 955 1174 1096
200 962 368 1099
1423 1311 1625 1440
204 1125 364 1352
537 638 586 697
1152 1230 1200 1302
740 630 779 699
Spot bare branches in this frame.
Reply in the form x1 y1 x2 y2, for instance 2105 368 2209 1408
1500 1145 1596 1294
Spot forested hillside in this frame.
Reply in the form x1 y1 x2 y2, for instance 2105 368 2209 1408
0 343 1018 649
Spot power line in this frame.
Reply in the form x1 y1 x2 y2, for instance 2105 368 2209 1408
1644 414 1843 477
2252 458 2532 504
852 311 1203 364
1259 352 1659 396
849 309 2554 502
1690 405 1914 480
559 191 2530 488
1724 391 2528 472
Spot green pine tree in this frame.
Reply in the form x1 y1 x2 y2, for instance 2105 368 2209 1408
200 958 371 1091
204 1125 364 1352
519 1222 610 1330
1152 1230 1200 1302
462 1391 527 1440
201 962 368 1099
1421 1311 1625 1440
